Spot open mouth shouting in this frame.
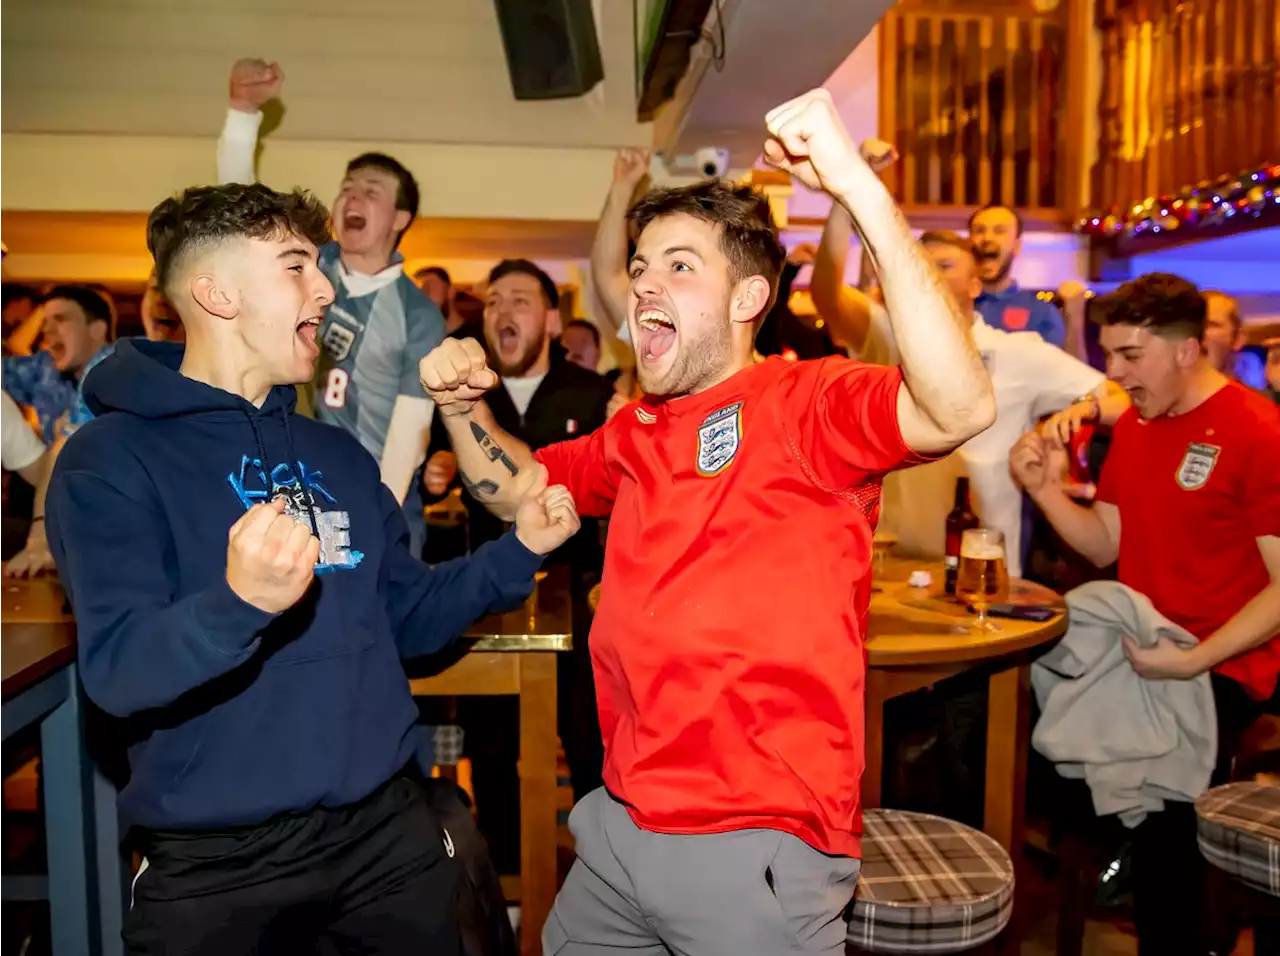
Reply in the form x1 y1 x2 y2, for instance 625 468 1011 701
340 212 367 239
494 320 521 355
296 315 323 356
636 306 677 364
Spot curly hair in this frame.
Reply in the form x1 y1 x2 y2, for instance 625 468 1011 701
147 183 332 297
627 180 786 315
1093 272 1206 341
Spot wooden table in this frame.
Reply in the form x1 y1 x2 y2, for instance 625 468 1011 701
2 573 125 956
865 557 1066 855
409 567 572 956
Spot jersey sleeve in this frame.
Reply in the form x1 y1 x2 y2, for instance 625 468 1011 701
1027 337 1105 420
1095 410 1136 505
400 288 447 397
1 390 45 473
216 108 261 184
532 416 626 518
1244 411 1280 539
781 356 919 489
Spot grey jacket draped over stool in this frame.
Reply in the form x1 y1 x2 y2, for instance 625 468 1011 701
1031 580 1218 827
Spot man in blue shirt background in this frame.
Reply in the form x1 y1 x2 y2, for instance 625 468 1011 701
969 204 1076 353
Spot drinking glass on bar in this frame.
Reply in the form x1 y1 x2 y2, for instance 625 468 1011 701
955 528 1010 633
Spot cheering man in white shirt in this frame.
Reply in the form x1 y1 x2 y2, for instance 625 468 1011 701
812 216 1127 576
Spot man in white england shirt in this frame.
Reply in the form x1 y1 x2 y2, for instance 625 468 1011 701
812 217 1127 576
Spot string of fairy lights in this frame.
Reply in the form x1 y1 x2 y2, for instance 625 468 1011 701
1075 162 1280 241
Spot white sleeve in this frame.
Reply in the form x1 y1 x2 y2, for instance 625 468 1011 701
217 108 263 185
2 390 46 473
1027 338 1106 420
379 396 435 504
847 303 901 367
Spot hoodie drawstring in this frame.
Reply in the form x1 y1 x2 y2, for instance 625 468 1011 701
242 409 321 540
281 410 321 539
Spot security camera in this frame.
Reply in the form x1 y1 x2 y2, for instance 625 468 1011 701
693 147 730 178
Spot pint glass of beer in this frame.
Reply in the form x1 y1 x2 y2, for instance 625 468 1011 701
956 528 1010 632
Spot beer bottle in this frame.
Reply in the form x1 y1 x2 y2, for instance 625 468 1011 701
944 477 979 595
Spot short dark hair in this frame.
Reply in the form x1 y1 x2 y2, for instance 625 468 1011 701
42 285 115 340
1093 272 1206 341
147 183 332 298
345 153 420 247
2 283 37 310
487 259 559 309
1202 289 1241 333
563 318 600 348
414 265 451 288
919 230 980 263
968 204 1025 237
627 180 786 316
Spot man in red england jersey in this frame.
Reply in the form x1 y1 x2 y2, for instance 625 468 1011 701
1011 272 1280 956
420 89 997 955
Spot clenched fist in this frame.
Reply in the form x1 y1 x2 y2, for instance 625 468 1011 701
225 498 319 614
763 88 864 196
612 148 650 192
418 338 499 417
424 450 458 497
513 466 581 555
1009 431 1069 496
230 58 284 113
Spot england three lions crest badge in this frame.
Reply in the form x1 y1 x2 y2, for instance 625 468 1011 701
696 402 743 476
1176 441 1220 490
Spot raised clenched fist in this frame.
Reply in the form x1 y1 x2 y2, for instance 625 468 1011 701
225 498 319 614
424 450 458 497
763 88 863 196
612 148 650 191
229 58 284 113
418 337 499 417
513 465 581 555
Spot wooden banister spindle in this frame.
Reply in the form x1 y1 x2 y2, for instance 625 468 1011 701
903 14 919 207
952 18 969 208
879 11 901 202
928 17 943 203
1001 17 1017 205
979 16 992 206
1028 19 1042 211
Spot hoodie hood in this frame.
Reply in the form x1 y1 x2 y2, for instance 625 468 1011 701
85 338 298 421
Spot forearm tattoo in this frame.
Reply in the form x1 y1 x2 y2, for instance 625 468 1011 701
470 421 519 477
459 472 499 500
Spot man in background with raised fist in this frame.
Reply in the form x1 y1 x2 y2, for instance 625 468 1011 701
217 58 443 557
46 182 580 955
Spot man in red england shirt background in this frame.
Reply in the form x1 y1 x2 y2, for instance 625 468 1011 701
418 88 996 955
1011 272 1280 956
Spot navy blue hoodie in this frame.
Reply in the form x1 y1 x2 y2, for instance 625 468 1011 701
47 339 542 830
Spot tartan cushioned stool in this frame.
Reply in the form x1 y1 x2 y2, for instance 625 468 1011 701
847 809 1015 953
1197 780 1280 897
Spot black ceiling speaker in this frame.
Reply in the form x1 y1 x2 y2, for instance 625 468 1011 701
492 0 604 100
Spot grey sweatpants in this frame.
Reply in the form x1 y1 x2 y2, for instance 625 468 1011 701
543 788 859 955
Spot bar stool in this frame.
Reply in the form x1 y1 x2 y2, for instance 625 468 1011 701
1197 779 1280 951
847 809 1015 954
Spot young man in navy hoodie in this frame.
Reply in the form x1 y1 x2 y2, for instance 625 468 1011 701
45 182 581 955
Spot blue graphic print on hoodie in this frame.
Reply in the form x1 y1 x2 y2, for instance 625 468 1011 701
47 339 543 830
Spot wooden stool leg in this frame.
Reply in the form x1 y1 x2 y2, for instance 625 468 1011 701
518 654 558 956
1055 832 1091 956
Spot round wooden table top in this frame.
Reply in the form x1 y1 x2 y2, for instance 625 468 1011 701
867 557 1066 667
586 556 1066 669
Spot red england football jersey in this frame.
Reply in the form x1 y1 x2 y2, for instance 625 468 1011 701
1097 382 1280 698
534 356 920 857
